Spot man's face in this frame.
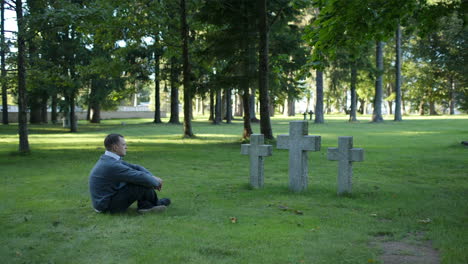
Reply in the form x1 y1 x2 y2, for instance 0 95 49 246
112 137 127 157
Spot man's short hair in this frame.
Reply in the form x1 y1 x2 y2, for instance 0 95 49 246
104 133 124 151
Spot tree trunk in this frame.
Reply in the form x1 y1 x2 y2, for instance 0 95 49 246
1 0 7 125
258 0 273 139
429 101 438 115
168 57 180 124
236 93 243 116
51 94 57 124
40 93 48 123
349 64 358 122
269 95 274 117
315 70 324 123
180 0 193 137
86 104 91 121
91 101 101 123
153 50 162 123
221 90 226 119
225 88 232 123
214 89 222 124
449 78 455 115
69 94 77 132
287 96 295 116
16 0 29 153
68 27 78 133
358 98 365 114
242 86 252 139
419 100 425 115
372 41 385 119
241 0 252 139
372 41 384 122
249 89 259 122
209 89 214 121
394 23 402 121
29 97 41 124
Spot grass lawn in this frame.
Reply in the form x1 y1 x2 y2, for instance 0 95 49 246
0 114 467 264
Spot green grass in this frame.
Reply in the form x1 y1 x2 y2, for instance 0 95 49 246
0 114 467 264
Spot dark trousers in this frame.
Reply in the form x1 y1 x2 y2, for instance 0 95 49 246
107 184 159 213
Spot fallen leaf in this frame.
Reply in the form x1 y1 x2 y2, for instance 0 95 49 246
418 218 432 224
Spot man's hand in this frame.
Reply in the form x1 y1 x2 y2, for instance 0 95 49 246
153 176 163 191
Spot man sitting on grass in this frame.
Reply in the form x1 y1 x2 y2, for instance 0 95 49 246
89 133 171 214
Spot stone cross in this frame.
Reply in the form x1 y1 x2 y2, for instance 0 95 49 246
241 134 273 188
277 121 321 192
327 136 364 195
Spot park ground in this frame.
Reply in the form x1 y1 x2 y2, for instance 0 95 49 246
0 114 467 264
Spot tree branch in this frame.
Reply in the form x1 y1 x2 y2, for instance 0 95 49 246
268 6 286 32
4 0 16 10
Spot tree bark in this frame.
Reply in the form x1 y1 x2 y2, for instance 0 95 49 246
168 57 180 124
68 27 78 133
358 98 365 114
394 23 402 121
242 86 252 139
225 88 232 123
258 0 273 139
69 93 77 132
349 64 358 122
153 50 162 123
419 100 425 115
269 95 275 117
91 103 101 123
287 96 295 116
89 80 100 123
372 41 384 122
429 101 438 115
40 93 48 123
1 0 7 124
314 70 324 123
214 89 222 124
209 88 214 121
90 81 100 124
241 0 252 139
29 97 41 124
236 93 243 116
221 90 226 119
449 78 455 115
51 94 57 124
180 0 194 137
16 0 29 153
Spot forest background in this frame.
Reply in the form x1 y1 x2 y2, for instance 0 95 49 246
0 0 466 153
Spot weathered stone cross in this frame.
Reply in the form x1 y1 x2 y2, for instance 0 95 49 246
327 136 364 195
277 121 321 192
241 134 273 188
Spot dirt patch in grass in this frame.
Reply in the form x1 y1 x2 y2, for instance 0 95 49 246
371 232 440 264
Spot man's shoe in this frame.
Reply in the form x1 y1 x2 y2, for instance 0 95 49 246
137 205 167 214
158 198 171 206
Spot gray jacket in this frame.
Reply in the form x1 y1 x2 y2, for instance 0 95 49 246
89 155 160 211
